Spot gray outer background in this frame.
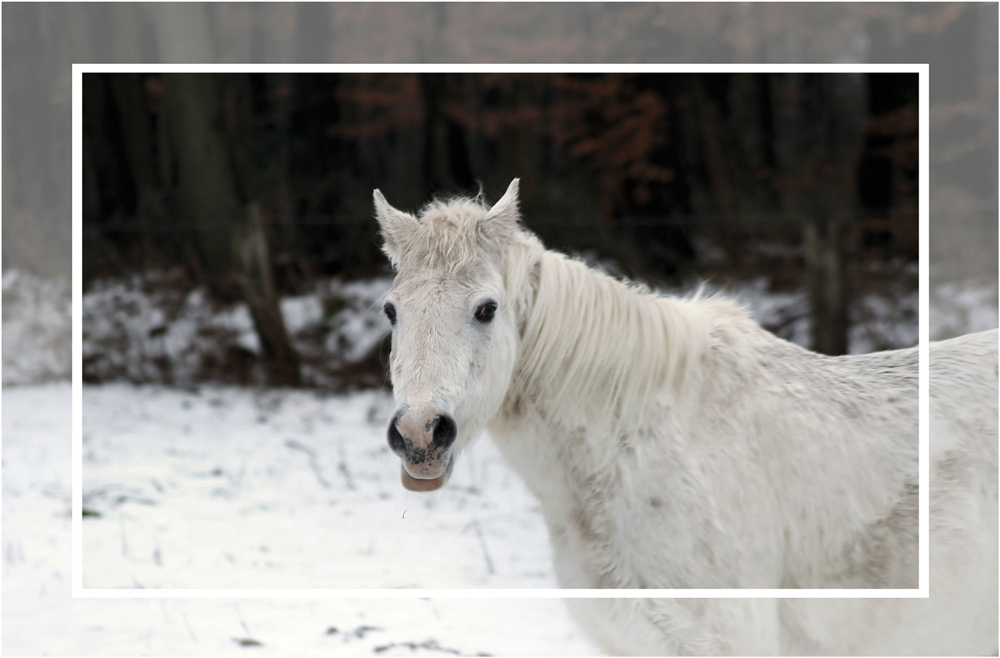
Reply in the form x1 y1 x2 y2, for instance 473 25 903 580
1 2 997 655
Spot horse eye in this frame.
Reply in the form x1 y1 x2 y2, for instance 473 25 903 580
475 301 497 324
384 302 397 326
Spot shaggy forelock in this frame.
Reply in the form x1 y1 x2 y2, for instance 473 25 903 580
393 195 513 272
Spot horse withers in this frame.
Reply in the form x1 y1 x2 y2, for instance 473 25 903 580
373 179 998 655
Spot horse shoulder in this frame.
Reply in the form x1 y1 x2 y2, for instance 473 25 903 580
686 319 926 585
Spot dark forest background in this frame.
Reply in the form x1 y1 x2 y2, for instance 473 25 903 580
82 72 919 384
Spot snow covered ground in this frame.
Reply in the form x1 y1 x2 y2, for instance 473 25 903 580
5 385 600 656
81 385 555 590
81 273 393 389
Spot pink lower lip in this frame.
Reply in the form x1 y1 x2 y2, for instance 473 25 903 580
400 467 447 491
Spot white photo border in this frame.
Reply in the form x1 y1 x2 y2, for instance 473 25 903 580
72 62 930 599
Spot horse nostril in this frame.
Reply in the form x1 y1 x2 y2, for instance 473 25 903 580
387 410 407 454
388 409 456 456
432 414 457 450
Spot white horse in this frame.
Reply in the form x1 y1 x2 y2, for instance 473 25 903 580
373 179 998 655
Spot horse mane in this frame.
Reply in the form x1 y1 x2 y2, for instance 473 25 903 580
512 248 750 429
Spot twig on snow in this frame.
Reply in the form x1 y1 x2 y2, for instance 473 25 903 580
181 613 198 642
337 443 356 491
285 439 333 489
469 519 495 575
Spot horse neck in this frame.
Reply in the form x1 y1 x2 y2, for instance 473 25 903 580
504 248 715 433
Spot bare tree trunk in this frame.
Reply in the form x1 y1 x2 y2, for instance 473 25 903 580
235 205 302 387
155 69 302 385
159 73 243 286
109 75 164 246
693 76 739 265
804 212 849 354
771 73 858 355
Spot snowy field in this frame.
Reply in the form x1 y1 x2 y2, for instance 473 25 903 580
4 268 997 655
81 385 556 590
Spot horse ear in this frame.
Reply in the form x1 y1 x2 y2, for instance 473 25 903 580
373 189 417 262
483 178 520 226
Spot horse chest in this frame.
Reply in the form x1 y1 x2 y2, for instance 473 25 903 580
490 417 744 588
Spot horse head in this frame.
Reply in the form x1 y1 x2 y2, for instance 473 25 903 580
374 179 532 491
